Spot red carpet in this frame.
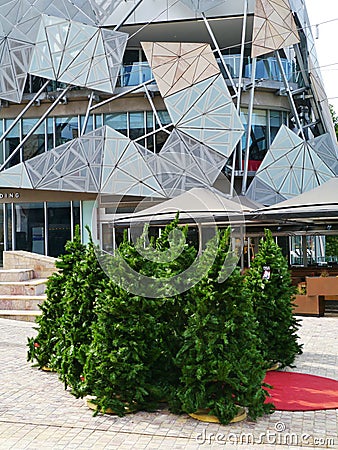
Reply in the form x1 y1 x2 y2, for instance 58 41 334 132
263 371 338 411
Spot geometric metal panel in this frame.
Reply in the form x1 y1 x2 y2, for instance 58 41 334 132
308 133 338 176
29 15 128 94
34 128 106 192
246 176 287 206
0 0 124 38
247 125 335 204
160 129 211 184
141 41 220 98
25 143 72 188
252 0 300 58
160 129 226 185
164 76 216 124
165 74 244 158
84 0 125 25
0 162 33 189
0 123 227 198
138 130 217 198
101 140 166 198
0 37 33 102
308 60 337 144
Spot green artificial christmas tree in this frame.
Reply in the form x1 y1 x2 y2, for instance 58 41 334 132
81 217 197 415
27 225 86 370
245 229 303 368
176 227 271 425
53 228 107 394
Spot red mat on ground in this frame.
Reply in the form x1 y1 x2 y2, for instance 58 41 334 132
263 371 338 411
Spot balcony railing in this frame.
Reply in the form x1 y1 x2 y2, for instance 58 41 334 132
23 56 298 96
218 55 298 84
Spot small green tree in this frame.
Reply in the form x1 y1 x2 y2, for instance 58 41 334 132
81 282 163 415
245 229 303 368
81 217 197 415
52 229 107 394
326 235 338 259
27 226 86 369
176 227 271 424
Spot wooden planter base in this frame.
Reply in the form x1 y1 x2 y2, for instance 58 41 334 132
86 396 136 415
41 366 56 372
189 406 247 424
267 362 281 371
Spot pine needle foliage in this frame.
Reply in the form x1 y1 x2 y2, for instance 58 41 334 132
27 225 86 369
175 227 272 424
81 217 197 415
244 229 303 368
52 227 108 394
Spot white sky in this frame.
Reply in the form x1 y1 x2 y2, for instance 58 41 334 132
305 0 338 113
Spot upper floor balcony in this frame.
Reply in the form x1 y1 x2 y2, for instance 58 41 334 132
21 55 298 98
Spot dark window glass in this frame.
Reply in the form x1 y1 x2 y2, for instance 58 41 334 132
104 113 128 136
55 117 79 147
22 118 45 161
14 203 45 254
4 120 20 168
47 202 71 257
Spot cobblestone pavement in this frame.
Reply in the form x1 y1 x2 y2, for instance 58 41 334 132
0 317 337 450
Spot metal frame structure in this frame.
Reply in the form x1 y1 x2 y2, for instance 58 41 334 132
0 0 336 255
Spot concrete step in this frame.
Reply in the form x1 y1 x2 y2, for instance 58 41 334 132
0 294 47 312
0 309 42 322
0 269 34 282
0 279 48 296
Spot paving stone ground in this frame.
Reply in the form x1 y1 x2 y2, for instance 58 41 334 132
0 316 337 449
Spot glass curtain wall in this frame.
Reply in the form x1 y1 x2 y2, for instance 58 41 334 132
1 110 173 167
0 201 81 261
14 202 45 254
240 108 288 170
4 119 20 168
22 118 46 161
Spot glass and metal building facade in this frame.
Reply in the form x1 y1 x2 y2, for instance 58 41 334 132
0 0 336 258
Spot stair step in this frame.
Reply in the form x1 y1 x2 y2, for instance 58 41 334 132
0 269 34 282
0 294 46 311
0 309 42 322
0 279 48 296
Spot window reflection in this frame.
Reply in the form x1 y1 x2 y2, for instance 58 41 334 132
55 117 79 146
22 118 45 160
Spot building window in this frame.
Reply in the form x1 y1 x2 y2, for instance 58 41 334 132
104 112 128 136
80 115 94 135
241 108 288 165
47 117 54 150
5 204 12 251
14 202 45 254
47 202 71 257
270 110 288 143
241 109 267 162
22 118 46 161
55 116 79 147
4 119 20 168
129 111 145 143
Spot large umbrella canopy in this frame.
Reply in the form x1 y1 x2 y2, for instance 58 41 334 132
112 187 250 226
251 177 338 221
